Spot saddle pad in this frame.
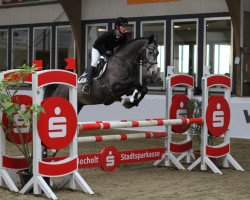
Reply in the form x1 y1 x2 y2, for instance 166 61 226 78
78 63 107 84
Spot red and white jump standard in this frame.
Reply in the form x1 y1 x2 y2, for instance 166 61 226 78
154 66 197 170
19 70 94 200
187 67 244 174
0 69 33 192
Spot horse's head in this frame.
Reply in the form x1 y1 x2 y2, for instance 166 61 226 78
141 35 159 82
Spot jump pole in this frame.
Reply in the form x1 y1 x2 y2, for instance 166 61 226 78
78 118 202 132
76 117 202 172
78 131 167 143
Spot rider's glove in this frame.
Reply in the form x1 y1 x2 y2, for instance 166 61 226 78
105 50 113 57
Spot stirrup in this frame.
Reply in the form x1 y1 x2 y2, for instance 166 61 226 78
82 84 90 94
78 74 86 83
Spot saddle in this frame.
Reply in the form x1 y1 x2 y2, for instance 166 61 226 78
78 56 107 84
78 56 121 104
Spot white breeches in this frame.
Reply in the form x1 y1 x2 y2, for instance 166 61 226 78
91 47 100 68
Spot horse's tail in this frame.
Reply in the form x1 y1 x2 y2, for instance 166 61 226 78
43 84 59 99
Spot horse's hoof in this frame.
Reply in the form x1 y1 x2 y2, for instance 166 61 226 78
123 103 133 109
123 99 134 109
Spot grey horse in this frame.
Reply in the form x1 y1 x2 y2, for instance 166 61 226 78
45 34 159 113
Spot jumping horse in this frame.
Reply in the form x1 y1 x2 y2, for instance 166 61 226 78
45 34 159 113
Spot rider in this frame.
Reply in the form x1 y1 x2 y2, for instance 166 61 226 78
82 17 128 94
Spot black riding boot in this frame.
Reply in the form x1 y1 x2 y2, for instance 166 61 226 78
82 66 95 94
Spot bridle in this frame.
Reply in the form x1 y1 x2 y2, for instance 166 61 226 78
139 45 158 71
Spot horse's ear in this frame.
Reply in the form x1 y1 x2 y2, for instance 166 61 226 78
148 34 156 44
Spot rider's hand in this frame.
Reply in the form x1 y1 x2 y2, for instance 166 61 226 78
105 50 113 57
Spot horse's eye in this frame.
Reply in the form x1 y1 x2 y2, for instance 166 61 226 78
149 51 153 55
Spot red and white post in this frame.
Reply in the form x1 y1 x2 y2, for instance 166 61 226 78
187 67 244 174
154 66 197 169
19 70 94 199
0 69 34 192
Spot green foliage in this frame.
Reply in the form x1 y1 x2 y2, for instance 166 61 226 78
0 65 45 171
186 98 202 145
186 98 217 146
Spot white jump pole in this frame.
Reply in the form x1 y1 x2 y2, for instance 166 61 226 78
78 132 167 143
78 118 202 132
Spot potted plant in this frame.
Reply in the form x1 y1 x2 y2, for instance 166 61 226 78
0 65 45 186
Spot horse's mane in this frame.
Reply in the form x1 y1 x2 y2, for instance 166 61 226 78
125 37 147 45
115 37 147 54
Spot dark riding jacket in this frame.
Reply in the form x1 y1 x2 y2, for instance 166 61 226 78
93 29 127 55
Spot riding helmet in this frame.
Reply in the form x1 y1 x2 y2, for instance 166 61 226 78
115 17 128 28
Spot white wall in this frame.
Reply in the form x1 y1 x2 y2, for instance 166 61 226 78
0 0 229 26
81 0 228 20
0 3 67 26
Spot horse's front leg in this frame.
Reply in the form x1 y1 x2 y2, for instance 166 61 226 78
131 85 148 106
123 82 148 108
128 88 139 104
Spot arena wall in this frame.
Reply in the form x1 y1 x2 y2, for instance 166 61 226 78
81 0 228 20
0 0 229 26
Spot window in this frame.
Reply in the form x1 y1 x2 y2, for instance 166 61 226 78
204 18 232 76
33 27 51 69
171 20 198 84
12 28 29 68
141 21 166 89
0 30 8 71
56 26 75 69
85 24 108 68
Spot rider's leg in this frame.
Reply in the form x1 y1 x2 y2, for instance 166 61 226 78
82 48 100 94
